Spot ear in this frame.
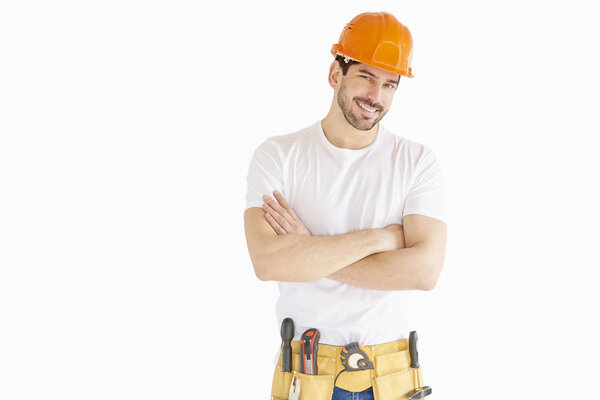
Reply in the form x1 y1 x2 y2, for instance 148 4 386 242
328 61 341 89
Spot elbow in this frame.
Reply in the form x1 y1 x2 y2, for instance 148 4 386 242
250 252 273 281
253 260 275 282
256 267 279 282
254 267 270 281
418 262 443 291
419 277 438 291
253 253 290 282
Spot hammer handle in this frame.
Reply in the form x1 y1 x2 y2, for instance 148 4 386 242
409 331 420 369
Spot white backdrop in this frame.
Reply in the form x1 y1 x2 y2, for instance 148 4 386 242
1 1 599 399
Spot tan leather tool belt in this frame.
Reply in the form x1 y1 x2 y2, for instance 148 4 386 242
270 338 427 400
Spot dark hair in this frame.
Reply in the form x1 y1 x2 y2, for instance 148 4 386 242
335 54 361 75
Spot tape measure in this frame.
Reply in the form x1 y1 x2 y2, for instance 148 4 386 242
334 342 375 386
340 342 374 371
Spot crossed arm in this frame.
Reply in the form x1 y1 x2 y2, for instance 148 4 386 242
243 191 447 291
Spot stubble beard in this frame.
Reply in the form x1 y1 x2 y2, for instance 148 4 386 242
337 78 387 131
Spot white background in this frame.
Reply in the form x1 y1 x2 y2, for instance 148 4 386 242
1 0 599 399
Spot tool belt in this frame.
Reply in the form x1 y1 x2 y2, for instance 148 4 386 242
270 338 427 400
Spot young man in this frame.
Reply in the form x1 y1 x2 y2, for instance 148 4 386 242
244 11 447 400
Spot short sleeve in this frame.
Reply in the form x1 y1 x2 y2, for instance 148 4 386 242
402 146 446 224
244 140 284 212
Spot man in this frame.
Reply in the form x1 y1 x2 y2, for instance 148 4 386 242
244 11 447 400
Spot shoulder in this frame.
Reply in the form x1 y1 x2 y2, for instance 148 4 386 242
380 124 438 162
254 122 316 156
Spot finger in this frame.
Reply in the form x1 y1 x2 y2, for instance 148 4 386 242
262 202 292 232
265 212 286 234
263 194 294 223
272 191 300 220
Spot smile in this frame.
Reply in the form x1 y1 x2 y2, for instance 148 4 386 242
356 100 378 113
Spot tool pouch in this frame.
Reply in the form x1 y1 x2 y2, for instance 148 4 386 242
270 341 427 400
270 352 335 400
372 349 424 400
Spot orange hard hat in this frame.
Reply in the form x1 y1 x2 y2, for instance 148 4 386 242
331 12 414 78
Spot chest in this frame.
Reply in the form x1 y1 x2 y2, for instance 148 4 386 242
284 156 408 236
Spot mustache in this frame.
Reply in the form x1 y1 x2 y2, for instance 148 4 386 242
354 98 382 110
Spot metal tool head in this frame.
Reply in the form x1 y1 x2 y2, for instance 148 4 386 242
404 386 432 399
288 375 301 400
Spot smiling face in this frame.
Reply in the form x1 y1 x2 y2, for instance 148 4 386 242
335 63 400 131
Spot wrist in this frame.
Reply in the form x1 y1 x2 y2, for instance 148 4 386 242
372 228 394 253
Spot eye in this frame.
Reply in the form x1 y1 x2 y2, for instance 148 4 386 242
361 75 371 80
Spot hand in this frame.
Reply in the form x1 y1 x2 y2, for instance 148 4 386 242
382 224 406 251
262 191 312 236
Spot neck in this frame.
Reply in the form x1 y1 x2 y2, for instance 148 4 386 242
321 105 379 150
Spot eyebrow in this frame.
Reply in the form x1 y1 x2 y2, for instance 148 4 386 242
357 69 400 85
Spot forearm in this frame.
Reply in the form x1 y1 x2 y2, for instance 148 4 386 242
327 247 431 291
258 229 388 282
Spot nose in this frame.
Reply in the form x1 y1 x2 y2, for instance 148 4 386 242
365 85 382 106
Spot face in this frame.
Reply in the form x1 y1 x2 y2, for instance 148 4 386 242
335 63 399 131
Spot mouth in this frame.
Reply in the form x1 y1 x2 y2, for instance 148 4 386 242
355 100 379 115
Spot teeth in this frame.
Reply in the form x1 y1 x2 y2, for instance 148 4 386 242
357 101 377 112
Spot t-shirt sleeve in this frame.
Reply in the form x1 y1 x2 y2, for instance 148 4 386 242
244 140 284 212
402 146 447 224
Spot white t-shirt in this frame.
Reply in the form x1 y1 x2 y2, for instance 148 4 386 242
244 120 446 353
